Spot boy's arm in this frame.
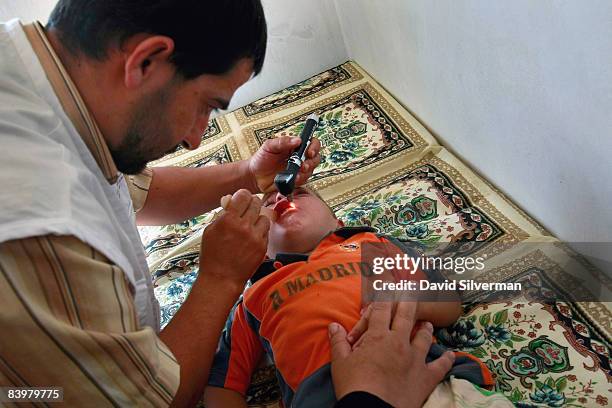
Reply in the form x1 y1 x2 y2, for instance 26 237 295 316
204 298 264 407
203 387 248 408
375 236 462 327
416 301 462 327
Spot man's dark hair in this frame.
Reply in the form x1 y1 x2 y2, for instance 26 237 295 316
47 0 267 79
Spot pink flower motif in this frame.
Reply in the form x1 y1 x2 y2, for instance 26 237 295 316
534 323 542 329
513 311 521 319
517 329 525 335
528 332 536 338
567 374 577 382
596 395 608 405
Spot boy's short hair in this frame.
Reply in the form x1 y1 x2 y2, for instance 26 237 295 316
302 186 336 219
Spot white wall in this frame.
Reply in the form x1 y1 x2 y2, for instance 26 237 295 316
334 0 612 266
231 0 348 109
0 0 56 24
0 0 348 111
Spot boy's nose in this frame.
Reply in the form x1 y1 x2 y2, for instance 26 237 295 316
274 192 288 203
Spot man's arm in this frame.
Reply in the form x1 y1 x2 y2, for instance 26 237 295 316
134 136 321 226
137 161 256 226
0 235 179 406
160 270 245 408
161 189 269 407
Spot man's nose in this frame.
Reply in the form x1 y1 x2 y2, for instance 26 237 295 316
182 118 208 150
182 132 202 150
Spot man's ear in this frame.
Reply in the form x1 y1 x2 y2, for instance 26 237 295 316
123 35 175 89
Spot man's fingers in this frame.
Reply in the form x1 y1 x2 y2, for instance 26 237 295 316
347 305 371 345
328 323 351 360
390 301 417 335
367 302 393 331
263 136 301 154
411 322 434 356
242 194 263 222
220 194 231 209
426 351 455 386
226 189 253 216
254 214 271 238
306 137 321 159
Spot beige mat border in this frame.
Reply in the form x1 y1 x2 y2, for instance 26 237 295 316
235 82 438 189
324 148 532 241
148 115 232 166
234 62 364 125
150 134 243 168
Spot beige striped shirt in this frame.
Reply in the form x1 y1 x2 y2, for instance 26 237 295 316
0 22 179 406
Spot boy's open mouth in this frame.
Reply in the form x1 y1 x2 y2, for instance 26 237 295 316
273 200 296 218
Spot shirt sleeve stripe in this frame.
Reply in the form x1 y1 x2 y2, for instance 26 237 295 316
111 266 127 333
115 334 175 402
0 261 120 407
0 236 179 406
45 238 85 328
35 238 82 327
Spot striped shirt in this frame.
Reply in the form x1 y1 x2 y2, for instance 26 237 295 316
0 22 179 406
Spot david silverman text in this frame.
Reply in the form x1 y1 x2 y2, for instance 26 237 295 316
372 279 522 291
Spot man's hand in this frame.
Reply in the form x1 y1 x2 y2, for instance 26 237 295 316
329 302 455 408
248 136 322 193
199 189 270 289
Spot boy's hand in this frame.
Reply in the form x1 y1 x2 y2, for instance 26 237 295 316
329 302 455 408
247 136 321 193
199 189 270 291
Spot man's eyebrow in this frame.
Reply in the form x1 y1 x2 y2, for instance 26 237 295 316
212 98 230 110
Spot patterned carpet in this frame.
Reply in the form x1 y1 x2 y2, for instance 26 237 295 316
138 61 611 407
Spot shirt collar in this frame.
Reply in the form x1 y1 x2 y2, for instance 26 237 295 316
251 226 377 283
22 21 119 184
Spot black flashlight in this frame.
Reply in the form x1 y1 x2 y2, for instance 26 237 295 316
274 113 319 200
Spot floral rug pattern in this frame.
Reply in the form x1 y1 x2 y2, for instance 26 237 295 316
138 61 611 407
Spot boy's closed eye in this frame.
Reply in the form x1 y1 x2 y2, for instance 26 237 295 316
262 188 310 207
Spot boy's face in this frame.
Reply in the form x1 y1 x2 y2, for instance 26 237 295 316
263 187 341 257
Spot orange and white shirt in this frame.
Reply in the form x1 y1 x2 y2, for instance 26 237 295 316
209 227 493 407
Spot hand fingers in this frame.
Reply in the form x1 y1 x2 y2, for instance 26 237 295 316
411 321 435 356
306 137 321 159
242 194 263 222
220 194 231 209
263 136 301 154
390 301 417 335
254 214 271 238
328 323 351 361
367 302 393 331
259 206 277 222
226 189 253 217
426 351 455 388
347 304 371 344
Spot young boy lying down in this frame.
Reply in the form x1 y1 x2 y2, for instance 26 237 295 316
204 187 493 407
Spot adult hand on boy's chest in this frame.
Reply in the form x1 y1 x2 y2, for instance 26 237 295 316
328 302 455 408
